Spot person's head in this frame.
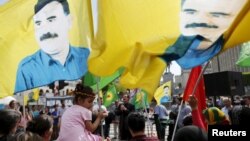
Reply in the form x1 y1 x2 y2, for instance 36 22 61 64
11 131 43 141
0 109 21 136
26 115 53 141
9 100 17 110
54 104 58 111
239 107 250 126
33 0 71 55
127 112 145 136
180 0 246 43
182 114 193 126
202 107 229 125
45 107 49 113
73 84 96 109
61 100 65 107
242 95 250 106
31 105 36 111
115 100 119 106
174 125 208 141
122 94 130 103
223 98 231 107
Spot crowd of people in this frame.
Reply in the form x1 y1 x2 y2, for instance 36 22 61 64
1 83 250 141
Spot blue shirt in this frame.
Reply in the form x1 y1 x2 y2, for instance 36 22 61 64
154 104 168 119
176 36 223 69
15 46 89 93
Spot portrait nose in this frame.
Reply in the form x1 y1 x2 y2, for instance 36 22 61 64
195 12 214 24
36 21 51 33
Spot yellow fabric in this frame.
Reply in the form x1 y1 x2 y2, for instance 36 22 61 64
88 0 180 98
0 0 93 98
207 108 214 125
33 88 39 101
154 81 171 105
99 90 103 98
24 94 28 106
223 0 250 50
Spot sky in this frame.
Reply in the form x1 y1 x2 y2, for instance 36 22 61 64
170 61 182 76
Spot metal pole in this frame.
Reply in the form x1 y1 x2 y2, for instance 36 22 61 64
95 76 104 141
22 92 26 132
191 62 210 96
170 100 183 141
216 56 221 72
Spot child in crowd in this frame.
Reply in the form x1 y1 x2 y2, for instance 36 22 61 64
57 84 108 141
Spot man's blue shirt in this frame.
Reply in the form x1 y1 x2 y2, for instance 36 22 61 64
15 46 89 93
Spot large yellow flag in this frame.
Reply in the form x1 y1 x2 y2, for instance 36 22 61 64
88 0 181 97
0 0 93 98
223 0 250 50
88 0 250 98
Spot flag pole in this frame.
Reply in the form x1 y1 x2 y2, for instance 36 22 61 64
171 62 210 141
95 76 105 141
191 62 210 96
22 92 26 132
139 89 150 136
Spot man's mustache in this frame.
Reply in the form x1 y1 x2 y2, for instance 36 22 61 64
185 23 218 29
40 32 58 41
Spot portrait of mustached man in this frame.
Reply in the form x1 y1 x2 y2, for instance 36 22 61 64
15 0 89 93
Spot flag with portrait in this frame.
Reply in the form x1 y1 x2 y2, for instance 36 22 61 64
0 0 92 97
88 0 250 101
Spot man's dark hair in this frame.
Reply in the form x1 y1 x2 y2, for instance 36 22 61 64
0 109 21 135
127 112 145 133
26 114 53 137
35 0 70 15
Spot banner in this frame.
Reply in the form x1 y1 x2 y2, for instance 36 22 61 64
154 81 172 105
88 0 179 99
162 0 250 69
88 0 250 100
0 0 93 97
131 89 149 110
103 84 118 107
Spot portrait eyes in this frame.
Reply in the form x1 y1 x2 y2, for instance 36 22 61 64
47 16 56 23
210 13 230 18
34 16 56 26
185 11 196 15
35 21 41 26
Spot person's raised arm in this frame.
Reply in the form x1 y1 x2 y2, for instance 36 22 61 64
188 96 206 130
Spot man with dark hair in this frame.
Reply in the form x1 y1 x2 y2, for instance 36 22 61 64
242 95 250 107
162 0 247 69
115 94 135 140
15 0 89 93
127 112 159 141
0 109 21 141
180 0 246 50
